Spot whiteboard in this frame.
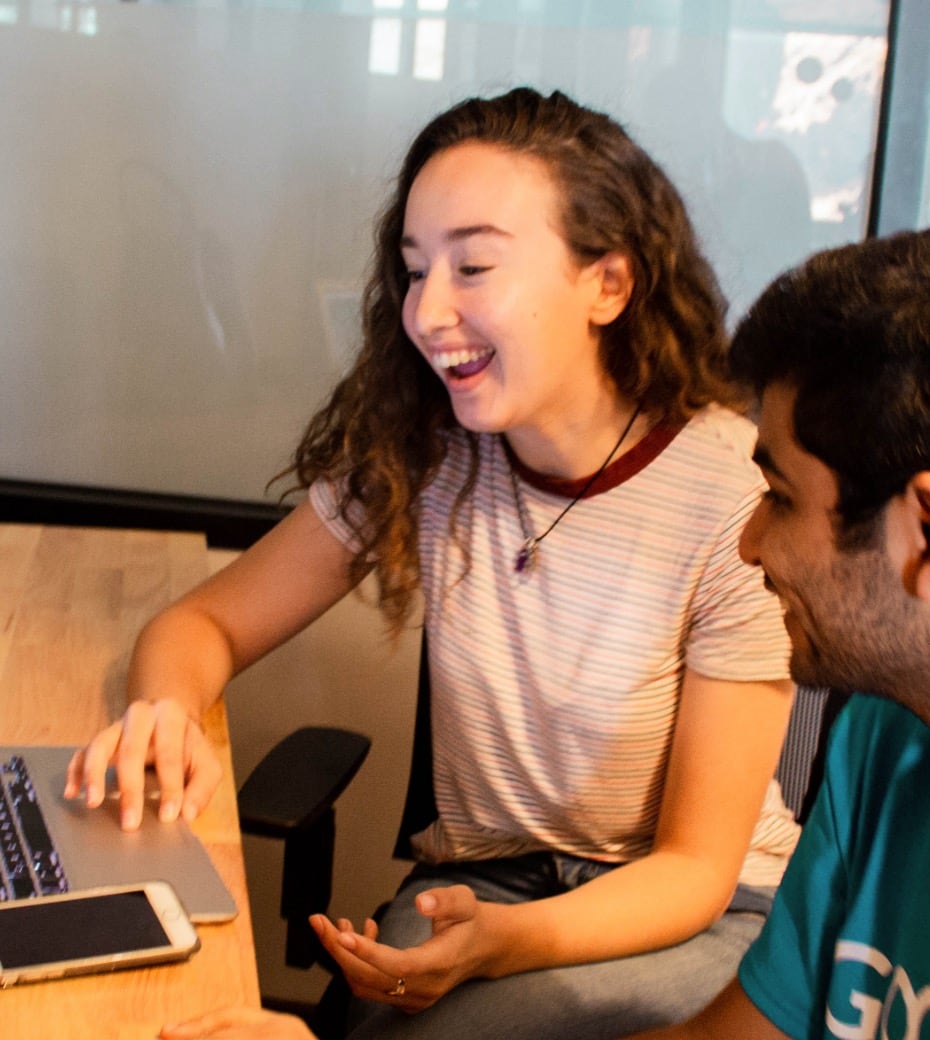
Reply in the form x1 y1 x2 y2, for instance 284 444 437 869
0 1 889 502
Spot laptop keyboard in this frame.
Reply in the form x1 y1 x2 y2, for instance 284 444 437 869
0 755 70 900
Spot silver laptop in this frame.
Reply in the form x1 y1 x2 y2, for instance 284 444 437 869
0 746 237 922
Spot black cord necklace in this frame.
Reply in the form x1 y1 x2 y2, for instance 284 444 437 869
508 404 642 574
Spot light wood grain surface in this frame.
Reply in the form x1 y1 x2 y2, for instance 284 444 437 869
0 523 260 1039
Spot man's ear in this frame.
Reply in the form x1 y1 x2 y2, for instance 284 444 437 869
910 472 930 602
588 252 634 327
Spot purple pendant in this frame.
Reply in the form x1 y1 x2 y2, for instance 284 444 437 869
515 538 538 573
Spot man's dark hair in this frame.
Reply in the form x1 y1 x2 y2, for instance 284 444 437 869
730 229 930 542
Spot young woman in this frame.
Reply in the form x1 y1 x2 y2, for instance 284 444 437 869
73 88 798 1040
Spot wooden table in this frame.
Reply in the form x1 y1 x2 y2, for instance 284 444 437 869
0 523 261 1039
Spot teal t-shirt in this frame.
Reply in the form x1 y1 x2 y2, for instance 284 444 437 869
739 694 930 1040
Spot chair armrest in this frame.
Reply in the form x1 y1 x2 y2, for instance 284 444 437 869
238 726 371 838
237 726 372 970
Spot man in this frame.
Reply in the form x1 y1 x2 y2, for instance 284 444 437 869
631 227 930 1040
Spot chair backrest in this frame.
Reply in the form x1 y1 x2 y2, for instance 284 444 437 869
393 633 437 859
776 685 848 824
393 636 847 856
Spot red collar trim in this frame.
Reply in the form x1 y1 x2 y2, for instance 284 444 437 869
503 422 684 499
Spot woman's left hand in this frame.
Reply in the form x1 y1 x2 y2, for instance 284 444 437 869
311 884 487 1012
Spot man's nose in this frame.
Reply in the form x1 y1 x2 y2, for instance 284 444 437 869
739 499 765 567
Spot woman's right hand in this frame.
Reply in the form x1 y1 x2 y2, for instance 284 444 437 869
64 698 223 831
63 500 361 833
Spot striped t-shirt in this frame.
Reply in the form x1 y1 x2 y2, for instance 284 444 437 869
310 405 799 887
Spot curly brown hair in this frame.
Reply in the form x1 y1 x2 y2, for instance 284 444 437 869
283 87 738 634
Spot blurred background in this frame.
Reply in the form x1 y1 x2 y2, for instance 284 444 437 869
3 0 922 506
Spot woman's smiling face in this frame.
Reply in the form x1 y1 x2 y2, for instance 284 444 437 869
400 141 624 458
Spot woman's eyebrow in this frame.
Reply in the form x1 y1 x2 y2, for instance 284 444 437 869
400 225 513 249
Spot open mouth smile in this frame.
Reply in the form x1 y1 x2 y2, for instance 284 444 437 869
432 347 496 380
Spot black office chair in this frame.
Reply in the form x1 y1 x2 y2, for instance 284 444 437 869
238 638 845 1032
235 638 432 1028
774 684 848 825
237 723 372 1018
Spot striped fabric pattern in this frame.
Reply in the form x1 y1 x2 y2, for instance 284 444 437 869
311 406 800 887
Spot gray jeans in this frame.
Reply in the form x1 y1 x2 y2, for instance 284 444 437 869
345 853 772 1040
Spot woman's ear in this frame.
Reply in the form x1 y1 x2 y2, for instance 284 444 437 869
910 472 930 603
588 252 634 326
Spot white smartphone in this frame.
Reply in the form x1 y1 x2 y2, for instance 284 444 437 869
0 880 200 987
